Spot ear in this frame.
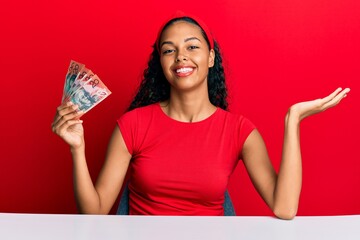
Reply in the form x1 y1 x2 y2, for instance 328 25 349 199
208 49 215 68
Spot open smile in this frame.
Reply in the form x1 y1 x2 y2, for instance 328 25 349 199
173 67 195 77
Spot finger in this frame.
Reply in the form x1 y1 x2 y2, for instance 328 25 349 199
321 87 343 104
56 119 83 137
57 101 74 112
53 104 79 125
52 110 84 133
53 109 83 131
53 102 74 123
322 88 350 110
56 101 74 116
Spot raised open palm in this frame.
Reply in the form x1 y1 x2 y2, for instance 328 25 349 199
290 87 350 121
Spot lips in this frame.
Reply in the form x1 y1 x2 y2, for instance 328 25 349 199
173 67 195 77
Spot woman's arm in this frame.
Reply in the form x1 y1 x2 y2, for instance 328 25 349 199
241 87 350 220
72 126 131 214
52 102 131 214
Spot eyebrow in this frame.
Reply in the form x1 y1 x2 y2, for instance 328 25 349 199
160 37 202 48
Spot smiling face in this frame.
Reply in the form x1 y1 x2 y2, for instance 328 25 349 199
159 21 215 93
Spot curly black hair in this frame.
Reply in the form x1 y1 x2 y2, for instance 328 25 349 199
128 17 228 111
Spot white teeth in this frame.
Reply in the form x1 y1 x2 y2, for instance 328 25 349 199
176 67 193 73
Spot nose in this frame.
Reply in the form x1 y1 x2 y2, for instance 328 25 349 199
175 50 188 62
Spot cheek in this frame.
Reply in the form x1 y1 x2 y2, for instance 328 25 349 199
160 58 165 69
193 53 210 67
160 57 171 71
159 58 173 81
196 58 210 73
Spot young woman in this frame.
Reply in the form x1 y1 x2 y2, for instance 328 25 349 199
52 12 350 219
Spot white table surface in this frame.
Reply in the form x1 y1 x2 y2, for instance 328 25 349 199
1 213 359 240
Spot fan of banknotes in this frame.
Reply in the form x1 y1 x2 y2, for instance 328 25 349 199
62 60 111 115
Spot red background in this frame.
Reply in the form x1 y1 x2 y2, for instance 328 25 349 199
0 0 359 216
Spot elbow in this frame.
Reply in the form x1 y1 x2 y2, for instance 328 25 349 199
78 209 106 215
273 207 297 220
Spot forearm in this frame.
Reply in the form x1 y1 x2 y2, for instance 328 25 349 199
243 88 349 220
273 110 302 219
71 146 102 214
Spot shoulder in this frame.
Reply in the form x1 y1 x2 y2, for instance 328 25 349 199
216 109 257 149
118 103 159 121
116 103 160 154
217 108 256 128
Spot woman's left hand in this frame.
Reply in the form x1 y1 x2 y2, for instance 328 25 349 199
288 87 350 122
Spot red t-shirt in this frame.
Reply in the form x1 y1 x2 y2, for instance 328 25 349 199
117 103 256 215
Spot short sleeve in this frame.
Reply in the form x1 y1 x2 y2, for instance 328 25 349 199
238 116 256 158
117 109 138 155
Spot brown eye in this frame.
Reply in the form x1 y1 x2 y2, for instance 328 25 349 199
163 49 174 54
188 46 199 50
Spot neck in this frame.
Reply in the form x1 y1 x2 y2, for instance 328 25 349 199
161 88 217 123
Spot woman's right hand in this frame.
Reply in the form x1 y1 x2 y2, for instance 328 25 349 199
52 101 85 149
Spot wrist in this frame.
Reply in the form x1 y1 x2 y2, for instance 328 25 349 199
286 108 301 125
70 143 85 155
